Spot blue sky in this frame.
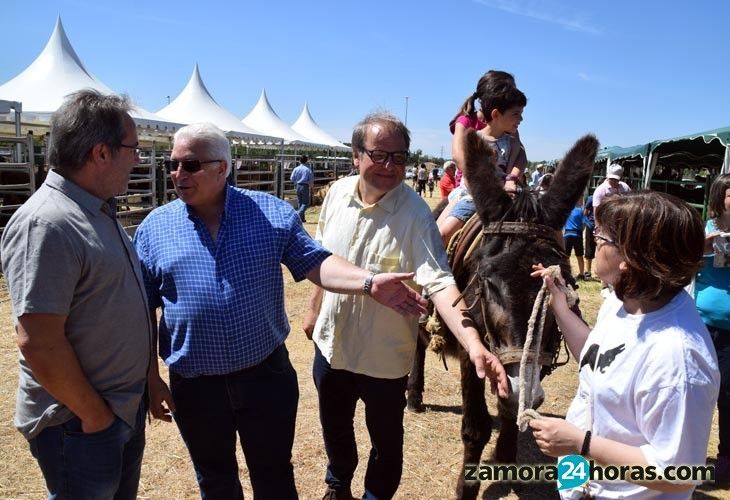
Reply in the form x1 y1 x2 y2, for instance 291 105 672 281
3 0 729 161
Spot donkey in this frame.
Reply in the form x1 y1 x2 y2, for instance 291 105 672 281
407 130 599 499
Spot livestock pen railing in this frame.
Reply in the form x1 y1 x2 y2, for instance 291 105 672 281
280 159 351 202
0 140 351 237
647 177 710 219
0 132 36 235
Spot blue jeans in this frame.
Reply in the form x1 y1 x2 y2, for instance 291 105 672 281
312 345 407 500
170 344 299 500
296 184 311 221
28 399 146 500
450 196 476 222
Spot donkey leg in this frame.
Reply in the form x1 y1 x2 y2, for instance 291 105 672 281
494 416 519 463
406 332 426 412
456 351 493 500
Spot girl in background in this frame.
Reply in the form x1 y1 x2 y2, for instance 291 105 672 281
695 173 730 485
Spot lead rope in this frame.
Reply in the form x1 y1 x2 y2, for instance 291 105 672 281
517 265 578 432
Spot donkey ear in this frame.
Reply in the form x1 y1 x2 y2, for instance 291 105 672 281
540 134 599 228
461 129 511 223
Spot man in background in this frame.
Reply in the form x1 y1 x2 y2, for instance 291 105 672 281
593 163 631 208
530 163 544 186
439 160 457 199
290 154 314 222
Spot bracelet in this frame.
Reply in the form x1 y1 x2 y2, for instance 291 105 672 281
505 174 519 182
363 272 376 296
580 430 592 456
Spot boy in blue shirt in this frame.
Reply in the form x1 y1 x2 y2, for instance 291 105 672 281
563 198 585 280
583 194 595 280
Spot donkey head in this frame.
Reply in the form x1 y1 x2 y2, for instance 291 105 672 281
460 130 599 417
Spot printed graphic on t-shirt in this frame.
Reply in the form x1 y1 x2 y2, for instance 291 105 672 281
580 343 626 373
713 234 730 267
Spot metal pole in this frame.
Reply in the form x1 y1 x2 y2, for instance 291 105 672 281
14 102 22 163
404 96 409 128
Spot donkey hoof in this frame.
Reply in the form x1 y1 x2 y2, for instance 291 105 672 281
407 396 425 413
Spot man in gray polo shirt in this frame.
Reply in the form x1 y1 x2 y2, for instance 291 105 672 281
0 89 154 500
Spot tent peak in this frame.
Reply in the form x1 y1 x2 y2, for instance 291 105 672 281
291 103 350 151
182 64 215 104
251 89 278 118
44 15 92 79
242 92 317 145
256 88 271 107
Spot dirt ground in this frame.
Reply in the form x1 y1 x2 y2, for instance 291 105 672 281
0 193 727 499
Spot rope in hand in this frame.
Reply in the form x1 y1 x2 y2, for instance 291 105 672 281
517 265 578 432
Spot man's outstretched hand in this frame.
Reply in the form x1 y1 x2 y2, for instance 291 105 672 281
466 340 509 399
370 272 428 317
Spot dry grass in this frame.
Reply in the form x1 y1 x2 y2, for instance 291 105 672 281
0 192 726 499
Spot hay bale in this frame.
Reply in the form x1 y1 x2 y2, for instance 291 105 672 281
312 180 336 206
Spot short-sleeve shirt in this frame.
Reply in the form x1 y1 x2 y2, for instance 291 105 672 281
563 291 718 499
439 173 457 198
563 206 584 238
592 180 631 207
583 195 595 230
312 176 455 379
134 185 331 377
290 163 313 185
0 170 152 439
695 219 730 331
451 113 487 134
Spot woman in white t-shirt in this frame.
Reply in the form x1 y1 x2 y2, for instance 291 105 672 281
530 191 720 499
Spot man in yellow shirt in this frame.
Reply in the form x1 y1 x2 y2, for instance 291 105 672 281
304 112 508 500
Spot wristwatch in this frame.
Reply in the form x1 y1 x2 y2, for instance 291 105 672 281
363 272 376 296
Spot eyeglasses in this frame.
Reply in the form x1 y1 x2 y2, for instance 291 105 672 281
165 159 222 173
363 149 409 166
593 230 616 247
118 143 141 156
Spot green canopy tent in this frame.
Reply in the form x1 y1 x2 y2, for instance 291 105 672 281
641 126 730 217
592 143 650 191
643 126 730 187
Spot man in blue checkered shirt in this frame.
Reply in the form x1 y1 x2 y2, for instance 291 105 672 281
290 154 313 222
133 123 427 500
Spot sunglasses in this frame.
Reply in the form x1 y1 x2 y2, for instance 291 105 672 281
363 149 409 166
165 159 222 173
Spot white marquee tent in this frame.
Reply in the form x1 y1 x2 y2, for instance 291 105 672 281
0 17 347 152
0 17 178 131
241 90 319 147
291 103 350 152
156 65 280 144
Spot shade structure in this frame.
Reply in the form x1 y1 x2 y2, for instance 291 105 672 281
156 65 280 144
0 17 178 130
241 90 319 146
291 103 350 152
0 100 21 114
